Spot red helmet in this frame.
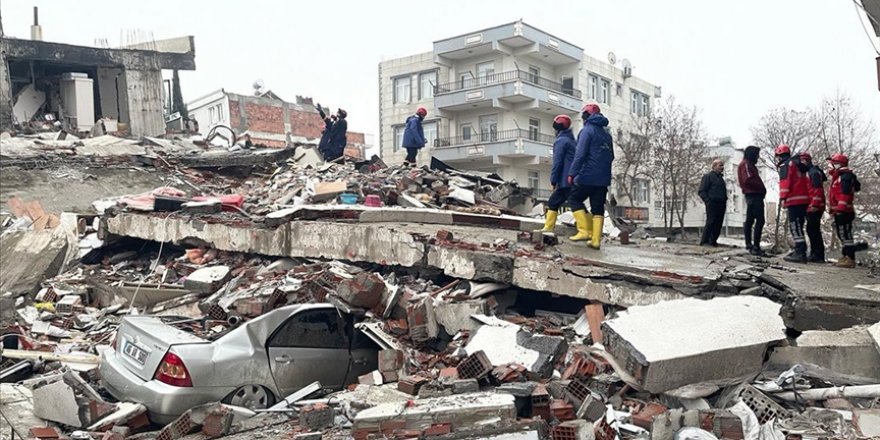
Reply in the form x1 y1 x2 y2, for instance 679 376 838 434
774 144 791 156
416 107 427 117
800 152 812 162
582 103 600 115
553 114 572 130
827 153 849 166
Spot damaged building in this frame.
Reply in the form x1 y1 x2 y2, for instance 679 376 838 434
0 7 196 137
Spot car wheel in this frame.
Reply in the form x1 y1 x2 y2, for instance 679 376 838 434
225 385 275 410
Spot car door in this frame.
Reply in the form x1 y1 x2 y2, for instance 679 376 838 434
343 316 380 385
267 307 350 396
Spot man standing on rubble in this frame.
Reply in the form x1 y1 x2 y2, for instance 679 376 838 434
536 114 576 233
775 144 811 263
315 103 336 161
737 146 767 255
566 103 614 250
802 152 827 263
698 159 728 247
827 153 861 268
326 108 348 162
401 107 428 166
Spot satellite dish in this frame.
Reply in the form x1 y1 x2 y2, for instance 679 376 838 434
607 52 617 65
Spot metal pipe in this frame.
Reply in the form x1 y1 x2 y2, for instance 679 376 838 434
773 384 880 401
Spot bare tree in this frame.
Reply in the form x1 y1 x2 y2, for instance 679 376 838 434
613 114 656 206
648 96 709 236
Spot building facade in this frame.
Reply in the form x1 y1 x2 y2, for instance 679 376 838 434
187 89 367 159
378 21 661 219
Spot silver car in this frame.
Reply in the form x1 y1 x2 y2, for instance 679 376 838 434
99 303 379 424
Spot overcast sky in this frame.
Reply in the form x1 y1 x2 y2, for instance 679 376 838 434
3 0 879 147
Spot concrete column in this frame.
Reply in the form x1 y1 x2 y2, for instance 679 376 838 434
0 48 13 130
123 69 165 136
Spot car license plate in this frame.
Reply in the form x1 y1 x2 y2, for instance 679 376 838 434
123 342 148 365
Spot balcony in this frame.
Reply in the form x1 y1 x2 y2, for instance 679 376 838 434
433 21 582 66
432 128 556 163
433 70 582 113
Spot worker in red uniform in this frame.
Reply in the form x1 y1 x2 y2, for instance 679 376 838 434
801 152 827 263
775 144 810 263
827 153 861 268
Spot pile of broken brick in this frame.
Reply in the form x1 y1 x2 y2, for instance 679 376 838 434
2 158 880 440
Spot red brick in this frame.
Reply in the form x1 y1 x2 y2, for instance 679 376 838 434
631 402 667 429
380 420 406 434
550 399 576 422
398 376 429 395
28 427 60 439
422 423 452 437
439 367 459 379
456 351 492 380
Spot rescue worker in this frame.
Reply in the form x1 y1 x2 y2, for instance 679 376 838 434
698 159 727 247
566 103 614 250
827 153 861 268
536 115 576 233
802 152 827 263
401 107 428 166
326 108 348 161
737 145 767 255
775 144 810 263
315 103 336 161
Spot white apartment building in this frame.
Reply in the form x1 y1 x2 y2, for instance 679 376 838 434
378 21 661 220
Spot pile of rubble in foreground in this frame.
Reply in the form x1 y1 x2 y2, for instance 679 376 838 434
1 156 880 440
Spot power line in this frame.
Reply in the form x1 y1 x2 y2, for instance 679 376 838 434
853 0 880 55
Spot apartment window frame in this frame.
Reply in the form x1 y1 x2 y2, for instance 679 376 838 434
631 90 650 116
208 103 224 125
393 75 411 104
422 120 438 148
419 70 438 100
393 125 405 151
460 123 473 141
588 74 598 101
589 74 610 104
527 170 540 189
476 61 496 84
615 83 623 96
633 178 650 204
479 113 498 142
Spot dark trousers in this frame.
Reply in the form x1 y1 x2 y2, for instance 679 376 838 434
566 184 607 215
323 148 343 162
834 212 855 258
404 147 419 163
806 211 825 259
547 186 572 211
700 200 726 245
743 194 765 249
787 205 808 253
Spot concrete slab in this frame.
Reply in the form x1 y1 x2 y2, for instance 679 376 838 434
767 325 880 384
184 265 231 294
869 322 880 355
353 392 515 431
434 300 487 334
0 229 69 296
0 384 45 440
464 319 567 378
602 296 786 394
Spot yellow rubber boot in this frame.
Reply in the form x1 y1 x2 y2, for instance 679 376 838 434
569 210 592 241
588 216 604 249
535 210 558 233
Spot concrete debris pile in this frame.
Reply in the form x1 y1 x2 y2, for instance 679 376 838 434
2 149 880 439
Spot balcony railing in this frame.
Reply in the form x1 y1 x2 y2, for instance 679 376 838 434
434 128 555 148
530 188 554 199
433 70 582 99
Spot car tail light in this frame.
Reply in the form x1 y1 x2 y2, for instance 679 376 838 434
154 352 193 387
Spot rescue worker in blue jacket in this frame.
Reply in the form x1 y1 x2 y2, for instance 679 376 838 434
536 114 576 233
401 107 428 166
566 103 614 249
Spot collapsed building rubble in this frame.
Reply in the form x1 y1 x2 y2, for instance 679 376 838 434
1 142 880 440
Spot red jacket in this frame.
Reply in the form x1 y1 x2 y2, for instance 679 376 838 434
828 168 859 214
806 166 826 213
777 156 809 208
737 146 766 195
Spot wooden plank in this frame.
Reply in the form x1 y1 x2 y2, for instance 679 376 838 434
584 303 605 344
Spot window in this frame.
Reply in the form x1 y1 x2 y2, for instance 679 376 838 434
633 178 650 204
268 309 345 349
393 76 411 104
459 73 470 89
528 171 540 189
208 104 224 124
423 121 438 147
476 61 495 85
460 123 472 141
393 125 405 150
479 114 498 142
561 76 574 96
589 74 609 104
528 118 540 141
528 66 540 84
615 83 623 96
419 71 437 100
631 91 650 116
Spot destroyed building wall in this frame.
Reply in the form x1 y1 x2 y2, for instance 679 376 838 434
0 37 195 137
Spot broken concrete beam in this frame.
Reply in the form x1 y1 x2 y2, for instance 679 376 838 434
427 246 514 283
767 325 880 383
184 265 231 294
433 300 487 334
335 272 385 309
32 375 94 427
869 322 880 355
0 229 69 296
854 409 880 438
602 296 786 394
464 319 567 378
312 180 348 202
352 392 515 433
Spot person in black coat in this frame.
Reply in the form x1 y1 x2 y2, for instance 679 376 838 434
698 159 728 246
325 108 348 162
315 103 336 160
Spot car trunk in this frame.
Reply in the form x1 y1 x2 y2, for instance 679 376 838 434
115 316 208 381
